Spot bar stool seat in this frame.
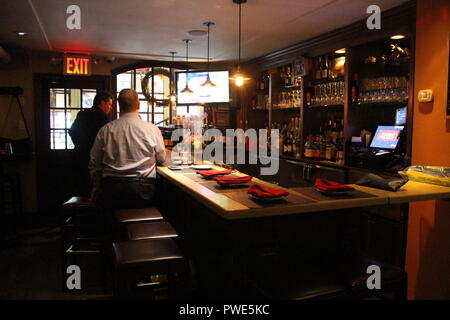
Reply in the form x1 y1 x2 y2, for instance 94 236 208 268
113 239 187 298
126 221 178 240
63 196 92 207
114 207 164 224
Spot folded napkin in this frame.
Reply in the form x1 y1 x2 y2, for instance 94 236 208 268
247 184 289 198
197 169 233 178
213 176 253 184
315 178 355 192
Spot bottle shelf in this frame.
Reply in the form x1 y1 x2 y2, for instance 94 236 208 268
306 104 344 109
350 101 408 107
272 107 301 111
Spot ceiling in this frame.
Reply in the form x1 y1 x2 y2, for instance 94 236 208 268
0 0 409 62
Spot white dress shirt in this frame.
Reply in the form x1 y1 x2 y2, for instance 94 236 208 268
89 112 166 186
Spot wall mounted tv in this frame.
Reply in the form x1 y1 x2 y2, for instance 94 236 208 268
176 70 230 105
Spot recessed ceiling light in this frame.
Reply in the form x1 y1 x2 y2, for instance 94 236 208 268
188 30 207 37
335 48 346 54
390 35 405 40
16 31 27 36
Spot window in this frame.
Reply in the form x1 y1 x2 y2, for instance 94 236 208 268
49 88 96 150
115 66 203 125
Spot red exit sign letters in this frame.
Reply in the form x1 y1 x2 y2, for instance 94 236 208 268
64 55 91 75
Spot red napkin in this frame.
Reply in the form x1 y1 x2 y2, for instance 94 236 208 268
213 176 253 185
247 184 289 198
197 169 233 179
315 178 355 192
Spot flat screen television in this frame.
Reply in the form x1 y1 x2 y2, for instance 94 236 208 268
395 106 407 125
370 125 404 150
176 70 230 105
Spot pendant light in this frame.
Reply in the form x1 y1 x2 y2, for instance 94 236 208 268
200 21 216 88
229 0 250 87
181 39 194 94
168 51 177 102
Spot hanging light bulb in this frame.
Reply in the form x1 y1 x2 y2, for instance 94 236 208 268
201 21 216 88
181 39 194 94
229 0 250 87
168 51 178 102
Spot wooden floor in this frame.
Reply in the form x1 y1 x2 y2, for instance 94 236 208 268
0 220 112 300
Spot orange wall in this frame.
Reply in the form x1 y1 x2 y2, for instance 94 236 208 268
406 0 450 299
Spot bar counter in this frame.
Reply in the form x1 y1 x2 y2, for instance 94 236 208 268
156 164 450 220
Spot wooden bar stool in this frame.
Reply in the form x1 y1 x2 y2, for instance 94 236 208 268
61 196 104 292
335 254 407 300
126 221 178 240
112 238 187 299
114 207 164 224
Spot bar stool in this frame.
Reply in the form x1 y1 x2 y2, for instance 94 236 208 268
335 254 407 300
61 196 104 292
113 207 164 240
114 207 164 224
126 221 178 240
112 238 187 299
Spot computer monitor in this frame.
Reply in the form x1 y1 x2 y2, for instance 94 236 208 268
395 107 407 125
369 125 404 150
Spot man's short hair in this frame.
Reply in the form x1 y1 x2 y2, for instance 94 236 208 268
118 89 139 113
93 91 113 108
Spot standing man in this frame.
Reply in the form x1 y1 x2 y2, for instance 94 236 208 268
89 89 166 210
69 91 113 196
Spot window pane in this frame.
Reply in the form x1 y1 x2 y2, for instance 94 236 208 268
153 93 164 100
82 89 96 108
67 132 75 150
50 110 66 129
154 113 164 125
66 109 80 128
136 68 151 93
50 130 66 150
50 88 66 109
176 106 188 117
188 106 205 116
154 68 170 96
67 89 81 108
154 103 164 113
139 113 149 122
117 71 132 91
139 100 149 112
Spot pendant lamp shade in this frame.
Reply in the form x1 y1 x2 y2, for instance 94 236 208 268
230 0 250 87
181 39 194 94
201 21 216 88
168 51 178 102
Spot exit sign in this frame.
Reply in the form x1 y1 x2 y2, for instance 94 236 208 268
64 54 91 75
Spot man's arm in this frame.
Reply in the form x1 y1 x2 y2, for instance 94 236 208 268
154 127 166 165
89 127 105 188
68 112 83 145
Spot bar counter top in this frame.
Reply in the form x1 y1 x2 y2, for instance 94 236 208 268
156 164 450 220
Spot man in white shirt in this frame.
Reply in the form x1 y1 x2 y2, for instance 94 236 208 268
89 88 166 209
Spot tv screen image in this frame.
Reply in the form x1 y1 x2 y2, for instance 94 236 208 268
176 70 230 104
370 125 404 150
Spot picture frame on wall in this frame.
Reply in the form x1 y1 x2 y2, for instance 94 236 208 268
293 56 307 78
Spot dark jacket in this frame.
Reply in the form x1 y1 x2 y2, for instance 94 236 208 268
69 106 108 167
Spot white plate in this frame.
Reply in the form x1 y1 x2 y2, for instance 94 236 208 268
191 165 212 170
169 166 183 171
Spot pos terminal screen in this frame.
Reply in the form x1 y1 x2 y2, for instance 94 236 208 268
370 125 404 150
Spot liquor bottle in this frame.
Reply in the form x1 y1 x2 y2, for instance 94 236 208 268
331 121 338 145
351 73 359 104
306 82 312 106
313 135 321 158
315 57 322 80
321 56 329 79
320 135 326 159
304 135 313 158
